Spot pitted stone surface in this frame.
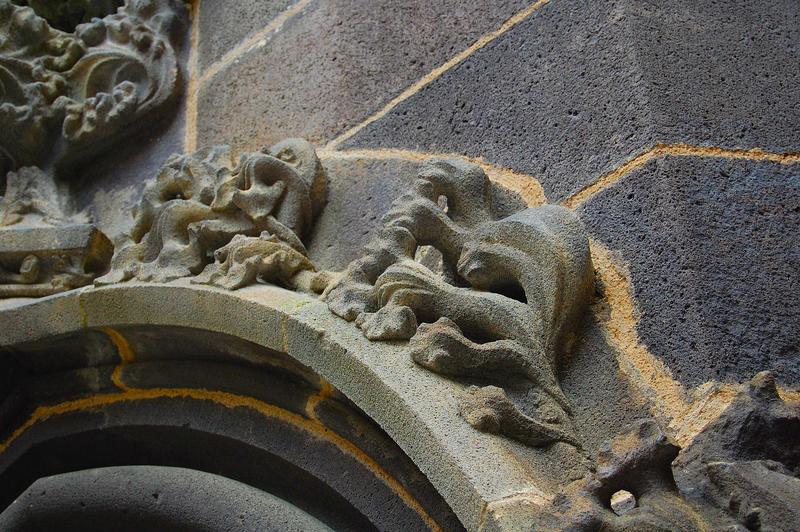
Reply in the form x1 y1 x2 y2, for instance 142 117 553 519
342 0 800 202
196 0 530 152
197 0 298 71
579 156 800 387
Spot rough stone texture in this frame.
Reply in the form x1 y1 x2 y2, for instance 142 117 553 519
195 0 530 153
197 0 297 72
308 156 526 271
673 371 800 530
324 158 594 448
0 167 112 297
2 0 800 529
0 321 464 530
0 466 332 531
97 139 326 287
0 282 550 530
0 0 188 174
559 314 648 455
343 0 800 202
579 156 800 387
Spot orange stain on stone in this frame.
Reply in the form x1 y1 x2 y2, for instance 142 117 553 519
563 143 800 208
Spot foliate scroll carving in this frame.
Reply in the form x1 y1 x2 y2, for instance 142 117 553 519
323 158 594 447
0 166 112 297
97 139 329 290
0 0 186 172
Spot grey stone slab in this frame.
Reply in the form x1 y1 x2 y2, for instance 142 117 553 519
343 0 800 202
196 0 530 154
578 156 800 387
197 0 298 72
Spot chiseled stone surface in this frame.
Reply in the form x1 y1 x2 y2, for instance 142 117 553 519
197 0 298 71
0 282 550 530
343 0 800 201
2 0 800 529
323 157 595 449
195 0 530 153
579 156 800 387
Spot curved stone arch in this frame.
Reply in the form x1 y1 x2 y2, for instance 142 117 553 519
0 281 552 530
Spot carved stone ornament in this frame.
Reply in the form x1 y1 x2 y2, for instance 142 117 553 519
673 371 800 530
323 158 595 448
0 166 112 297
97 139 330 291
0 0 186 174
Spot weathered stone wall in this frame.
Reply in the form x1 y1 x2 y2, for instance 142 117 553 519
2 0 799 530
175 0 800 426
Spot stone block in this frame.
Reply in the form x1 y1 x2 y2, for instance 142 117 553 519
343 0 800 202
197 0 298 71
578 156 800 387
196 0 530 153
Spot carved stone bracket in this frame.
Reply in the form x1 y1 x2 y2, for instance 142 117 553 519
323 158 595 448
97 139 329 290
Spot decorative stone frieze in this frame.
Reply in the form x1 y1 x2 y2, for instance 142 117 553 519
325 158 594 447
0 0 186 173
98 139 329 289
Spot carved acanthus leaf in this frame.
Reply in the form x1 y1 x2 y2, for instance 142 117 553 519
98 139 328 289
324 158 594 447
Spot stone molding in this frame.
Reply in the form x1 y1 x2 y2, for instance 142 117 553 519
0 280 554 530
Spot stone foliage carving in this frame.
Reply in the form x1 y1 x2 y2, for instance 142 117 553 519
98 139 329 291
673 371 800 531
527 373 800 530
0 166 112 297
530 419 708 530
0 0 186 173
323 158 594 447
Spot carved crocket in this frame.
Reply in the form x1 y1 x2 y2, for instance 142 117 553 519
324 158 594 447
97 138 329 290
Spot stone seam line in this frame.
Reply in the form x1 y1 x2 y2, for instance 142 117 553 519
184 0 315 152
4 327 442 532
562 143 800 208
183 0 201 152
324 0 553 150
318 147 549 206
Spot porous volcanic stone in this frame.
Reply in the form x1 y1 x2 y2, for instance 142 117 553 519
578 156 800 387
197 0 298 72
196 0 530 153
343 0 800 202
